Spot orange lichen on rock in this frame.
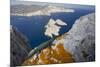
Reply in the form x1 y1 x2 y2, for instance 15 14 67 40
38 47 52 64
22 58 36 65
52 44 74 63
22 43 74 65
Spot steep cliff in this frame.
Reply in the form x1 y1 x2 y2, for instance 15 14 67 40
10 26 32 66
53 13 95 62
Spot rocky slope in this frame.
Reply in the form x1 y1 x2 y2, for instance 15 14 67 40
53 13 95 62
10 26 32 66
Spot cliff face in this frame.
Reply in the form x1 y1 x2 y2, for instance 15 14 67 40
10 26 31 66
53 13 95 62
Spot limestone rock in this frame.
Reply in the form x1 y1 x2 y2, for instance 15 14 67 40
62 13 95 62
44 19 67 38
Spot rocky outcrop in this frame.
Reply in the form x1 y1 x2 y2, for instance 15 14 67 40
44 19 67 38
10 26 32 66
53 13 95 62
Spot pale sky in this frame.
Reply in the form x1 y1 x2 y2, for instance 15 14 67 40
11 0 95 5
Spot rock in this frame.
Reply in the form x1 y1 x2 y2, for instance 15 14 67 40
22 43 74 65
10 26 32 66
44 19 67 38
61 13 95 62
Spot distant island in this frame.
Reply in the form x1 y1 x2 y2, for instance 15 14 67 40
11 5 75 16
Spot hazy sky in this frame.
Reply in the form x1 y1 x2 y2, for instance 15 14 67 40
10 0 66 6
10 0 95 5
10 0 48 5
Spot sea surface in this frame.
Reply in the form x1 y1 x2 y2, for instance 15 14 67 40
11 5 95 48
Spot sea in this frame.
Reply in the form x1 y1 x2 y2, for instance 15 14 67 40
10 4 95 48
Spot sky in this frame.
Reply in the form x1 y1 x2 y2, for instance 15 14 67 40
10 0 95 5
10 0 52 5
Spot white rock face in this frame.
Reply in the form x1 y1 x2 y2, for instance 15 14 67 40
53 13 95 62
56 19 67 26
44 19 67 38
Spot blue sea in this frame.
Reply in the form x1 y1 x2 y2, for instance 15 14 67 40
11 5 95 48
